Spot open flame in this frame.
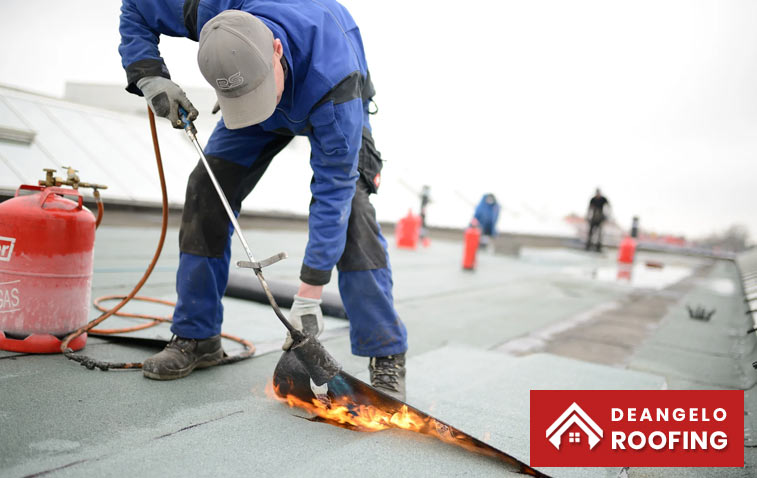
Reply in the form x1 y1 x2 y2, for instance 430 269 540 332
266 379 426 432
264 380 518 467
264 353 546 476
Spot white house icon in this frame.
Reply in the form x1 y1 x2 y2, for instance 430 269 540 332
545 402 604 450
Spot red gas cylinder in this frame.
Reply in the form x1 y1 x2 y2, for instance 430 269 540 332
617 236 637 264
462 223 481 270
0 185 95 353
396 210 421 250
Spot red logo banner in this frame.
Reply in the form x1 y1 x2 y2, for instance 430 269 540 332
530 390 744 467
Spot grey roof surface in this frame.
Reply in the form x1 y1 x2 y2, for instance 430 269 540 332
1 221 755 478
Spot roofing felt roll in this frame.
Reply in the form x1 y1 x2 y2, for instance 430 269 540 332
224 270 347 319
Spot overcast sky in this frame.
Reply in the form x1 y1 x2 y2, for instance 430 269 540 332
0 0 755 240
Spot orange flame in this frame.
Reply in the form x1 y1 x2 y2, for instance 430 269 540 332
264 380 516 466
265 380 426 432
264 381 541 476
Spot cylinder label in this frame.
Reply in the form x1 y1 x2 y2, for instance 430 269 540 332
0 280 21 313
0 236 15 262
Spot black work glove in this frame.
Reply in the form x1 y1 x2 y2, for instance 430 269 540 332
137 76 198 128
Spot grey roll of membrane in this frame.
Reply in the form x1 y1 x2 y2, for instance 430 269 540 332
224 270 347 319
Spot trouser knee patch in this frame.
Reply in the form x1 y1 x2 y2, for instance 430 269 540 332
179 157 246 257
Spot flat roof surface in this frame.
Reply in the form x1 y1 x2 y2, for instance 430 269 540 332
1 220 755 477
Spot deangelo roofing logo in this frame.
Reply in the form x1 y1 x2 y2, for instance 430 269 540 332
546 402 603 450
530 390 744 468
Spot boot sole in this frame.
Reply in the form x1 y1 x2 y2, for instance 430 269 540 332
142 351 224 381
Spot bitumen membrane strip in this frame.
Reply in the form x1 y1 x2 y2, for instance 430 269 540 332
497 300 623 357
624 255 757 478
629 263 757 391
357 346 667 478
498 263 716 367
272 351 548 476
2 224 756 477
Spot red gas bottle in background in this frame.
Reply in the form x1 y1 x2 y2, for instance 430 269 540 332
396 210 421 250
617 236 637 264
616 235 637 281
0 185 96 353
462 221 481 270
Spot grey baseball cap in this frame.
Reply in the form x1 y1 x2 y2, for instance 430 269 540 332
197 10 276 129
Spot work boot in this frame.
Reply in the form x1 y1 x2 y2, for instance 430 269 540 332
143 335 223 380
369 353 406 402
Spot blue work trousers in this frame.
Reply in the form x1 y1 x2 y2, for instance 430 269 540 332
171 122 407 357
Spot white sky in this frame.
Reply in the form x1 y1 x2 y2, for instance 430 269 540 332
0 0 755 239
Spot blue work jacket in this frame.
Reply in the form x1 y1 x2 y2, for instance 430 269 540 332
474 197 501 236
119 0 375 282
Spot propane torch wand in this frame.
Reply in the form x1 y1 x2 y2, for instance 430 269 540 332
177 108 341 386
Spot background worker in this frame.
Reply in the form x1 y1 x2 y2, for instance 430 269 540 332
419 185 431 246
585 188 611 252
118 0 408 400
473 193 501 250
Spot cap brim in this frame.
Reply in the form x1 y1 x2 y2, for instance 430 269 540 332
217 71 276 130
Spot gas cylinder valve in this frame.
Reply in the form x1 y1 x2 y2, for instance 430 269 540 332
39 167 107 192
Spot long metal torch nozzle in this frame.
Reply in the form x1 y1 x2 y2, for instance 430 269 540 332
176 108 341 385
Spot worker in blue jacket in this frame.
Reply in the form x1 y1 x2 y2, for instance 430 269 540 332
473 193 501 249
118 0 407 400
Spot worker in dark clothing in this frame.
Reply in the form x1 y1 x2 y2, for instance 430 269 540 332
585 188 611 252
419 185 431 245
473 193 500 249
118 0 407 400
